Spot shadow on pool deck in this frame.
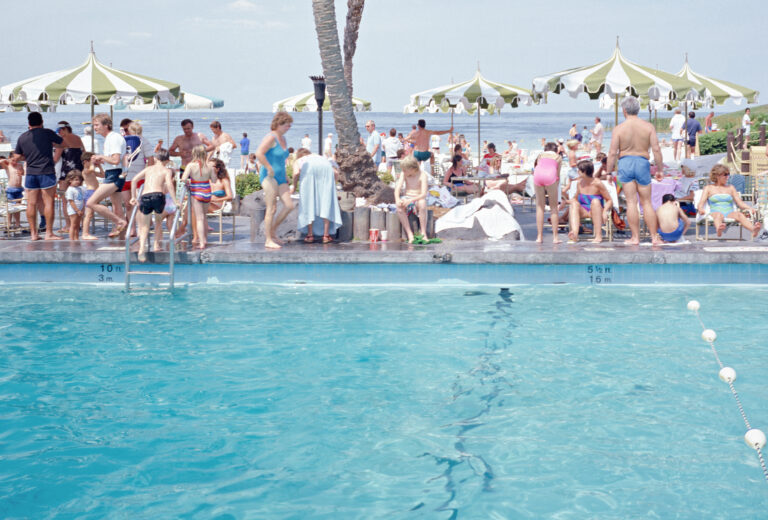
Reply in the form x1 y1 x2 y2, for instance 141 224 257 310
1 204 766 265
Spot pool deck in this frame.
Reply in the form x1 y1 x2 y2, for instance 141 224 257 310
1 204 766 266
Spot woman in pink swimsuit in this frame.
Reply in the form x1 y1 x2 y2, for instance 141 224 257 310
533 142 562 243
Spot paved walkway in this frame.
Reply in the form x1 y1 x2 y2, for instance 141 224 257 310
0 203 765 265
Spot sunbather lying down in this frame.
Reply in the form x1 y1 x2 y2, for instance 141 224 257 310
484 178 526 195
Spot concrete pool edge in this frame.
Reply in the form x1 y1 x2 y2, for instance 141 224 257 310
1 262 766 285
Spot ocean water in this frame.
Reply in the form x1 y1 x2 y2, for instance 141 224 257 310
0 284 766 519
0 110 609 166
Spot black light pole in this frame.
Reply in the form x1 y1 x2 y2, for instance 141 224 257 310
310 75 326 155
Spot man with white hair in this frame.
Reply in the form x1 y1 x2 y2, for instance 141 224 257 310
364 120 381 161
607 96 664 246
323 133 333 158
81 125 100 154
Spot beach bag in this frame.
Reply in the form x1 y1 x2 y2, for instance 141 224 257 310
611 208 626 231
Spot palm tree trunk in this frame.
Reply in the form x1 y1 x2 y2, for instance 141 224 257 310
343 0 365 98
312 0 392 202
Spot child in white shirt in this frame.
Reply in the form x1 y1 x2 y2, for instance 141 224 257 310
64 171 85 241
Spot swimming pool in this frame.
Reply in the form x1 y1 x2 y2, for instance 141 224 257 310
1 284 766 518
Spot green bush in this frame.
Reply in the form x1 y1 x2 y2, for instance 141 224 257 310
698 131 728 155
378 172 394 184
698 131 763 156
236 173 262 197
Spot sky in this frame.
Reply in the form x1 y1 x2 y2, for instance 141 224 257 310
4 0 767 113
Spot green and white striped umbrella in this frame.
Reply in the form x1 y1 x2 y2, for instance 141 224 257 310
273 89 371 112
0 50 180 107
532 43 695 103
676 55 758 107
532 42 698 126
406 71 535 159
406 71 535 114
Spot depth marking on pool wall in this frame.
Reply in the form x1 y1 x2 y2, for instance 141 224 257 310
586 265 612 284
97 264 123 283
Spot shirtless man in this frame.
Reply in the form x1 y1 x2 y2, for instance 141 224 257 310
208 120 237 164
405 119 453 166
394 156 429 243
169 119 210 236
607 96 664 245
169 119 209 171
130 148 177 262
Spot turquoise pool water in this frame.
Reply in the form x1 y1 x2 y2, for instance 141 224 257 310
1 285 766 518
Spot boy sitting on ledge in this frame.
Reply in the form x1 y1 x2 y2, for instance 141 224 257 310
395 156 428 244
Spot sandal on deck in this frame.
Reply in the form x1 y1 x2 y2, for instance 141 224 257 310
322 235 333 243
304 235 315 243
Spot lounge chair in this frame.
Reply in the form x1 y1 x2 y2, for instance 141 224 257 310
693 189 752 241
0 180 26 237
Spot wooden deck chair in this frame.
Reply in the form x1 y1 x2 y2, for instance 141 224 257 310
754 172 768 226
0 180 27 237
693 189 751 241
207 202 236 243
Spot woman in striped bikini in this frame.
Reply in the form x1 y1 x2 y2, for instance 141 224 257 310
181 145 216 249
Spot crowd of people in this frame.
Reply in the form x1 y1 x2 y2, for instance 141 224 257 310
1 102 765 251
2 112 238 257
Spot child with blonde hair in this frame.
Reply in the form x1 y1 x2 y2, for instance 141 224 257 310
181 145 216 249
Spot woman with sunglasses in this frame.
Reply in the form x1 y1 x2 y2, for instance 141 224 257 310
697 164 761 238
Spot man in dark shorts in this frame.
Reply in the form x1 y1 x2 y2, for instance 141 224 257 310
12 112 63 241
684 111 702 159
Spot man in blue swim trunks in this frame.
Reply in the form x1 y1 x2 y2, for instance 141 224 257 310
405 119 453 167
607 96 664 245
12 111 64 241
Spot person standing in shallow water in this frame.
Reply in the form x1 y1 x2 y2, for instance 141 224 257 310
255 112 295 249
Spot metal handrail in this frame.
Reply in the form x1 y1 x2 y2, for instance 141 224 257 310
124 185 190 291
124 184 145 290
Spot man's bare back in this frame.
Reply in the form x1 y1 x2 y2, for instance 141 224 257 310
607 116 663 172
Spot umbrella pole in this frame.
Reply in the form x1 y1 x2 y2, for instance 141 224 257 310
167 109 170 146
90 96 95 153
477 104 480 166
614 94 619 128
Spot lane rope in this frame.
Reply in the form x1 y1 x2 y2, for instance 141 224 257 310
688 300 768 484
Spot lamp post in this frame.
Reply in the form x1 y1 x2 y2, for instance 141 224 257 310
310 75 326 155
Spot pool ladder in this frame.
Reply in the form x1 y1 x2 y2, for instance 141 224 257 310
124 185 190 291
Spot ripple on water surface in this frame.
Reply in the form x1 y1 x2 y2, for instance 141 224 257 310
0 284 766 518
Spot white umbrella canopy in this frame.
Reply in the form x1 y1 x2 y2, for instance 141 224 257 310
533 40 699 125
676 54 759 107
0 49 180 107
273 90 371 112
406 70 536 159
113 91 224 111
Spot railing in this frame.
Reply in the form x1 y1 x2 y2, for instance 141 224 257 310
124 185 190 291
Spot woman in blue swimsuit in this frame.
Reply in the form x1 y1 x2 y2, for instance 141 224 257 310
255 112 295 249
696 164 761 238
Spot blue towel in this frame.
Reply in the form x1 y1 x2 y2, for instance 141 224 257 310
297 155 343 236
